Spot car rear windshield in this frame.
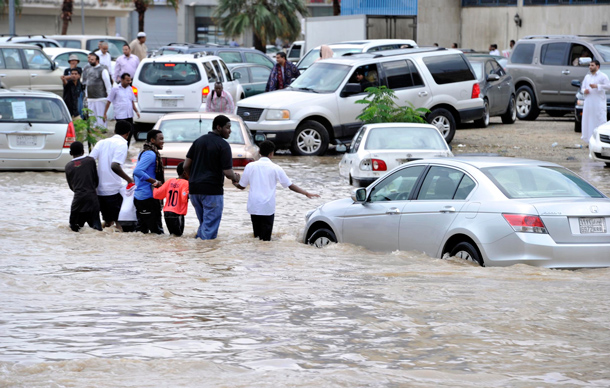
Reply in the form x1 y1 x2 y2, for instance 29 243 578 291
0 97 70 123
159 118 244 144
594 43 610 62
365 126 448 150
139 63 202 85
482 166 604 199
422 54 475 84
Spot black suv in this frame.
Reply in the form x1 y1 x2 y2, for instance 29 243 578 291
157 43 275 69
506 35 610 120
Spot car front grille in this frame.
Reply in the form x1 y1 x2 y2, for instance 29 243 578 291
600 134 610 144
237 107 264 122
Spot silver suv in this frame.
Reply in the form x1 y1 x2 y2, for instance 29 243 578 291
0 44 64 95
506 35 610 121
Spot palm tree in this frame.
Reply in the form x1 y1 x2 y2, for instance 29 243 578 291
214 0 308 53
60 0 73 35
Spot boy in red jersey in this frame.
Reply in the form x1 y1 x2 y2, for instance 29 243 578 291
153 162 189 236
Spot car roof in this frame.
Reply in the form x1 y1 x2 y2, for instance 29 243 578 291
0 43 46 50
43 47 90 56
319 47 460 66
364 123 440 130
519 34 610 43
159 112 244 121
413 156 562 169
141 53 224 63
0 35 58 43
0 88 62 98
50 35 128 40
226 62 268 68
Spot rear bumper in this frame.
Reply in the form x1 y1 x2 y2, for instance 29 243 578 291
458 106 486 123
134 103 206 124
0 149 72 171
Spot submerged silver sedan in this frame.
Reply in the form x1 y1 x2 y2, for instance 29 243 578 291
304 157 610 268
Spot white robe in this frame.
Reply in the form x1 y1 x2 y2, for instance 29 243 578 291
581 71 610 142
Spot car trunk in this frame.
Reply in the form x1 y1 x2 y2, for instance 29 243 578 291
137 62 204 112
535 199 610 243
367 149 450 171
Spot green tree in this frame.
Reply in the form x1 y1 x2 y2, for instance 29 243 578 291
355 86 429 124
214 0 308 53
73 108 106 152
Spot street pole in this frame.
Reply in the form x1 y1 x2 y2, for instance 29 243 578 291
81 0 85 34
9 0 15 35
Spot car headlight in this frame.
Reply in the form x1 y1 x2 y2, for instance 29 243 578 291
267 109 290 120
577 100 584 106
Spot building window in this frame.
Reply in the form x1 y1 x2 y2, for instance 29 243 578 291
462 0 517 5
524 0 610 4
194 6 228 45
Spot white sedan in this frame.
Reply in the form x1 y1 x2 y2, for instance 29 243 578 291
339 123 453 187
589 121 610 166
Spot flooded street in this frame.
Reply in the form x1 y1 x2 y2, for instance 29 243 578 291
2 119 610 387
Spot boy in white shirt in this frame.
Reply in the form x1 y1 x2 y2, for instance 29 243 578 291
234 141 319 241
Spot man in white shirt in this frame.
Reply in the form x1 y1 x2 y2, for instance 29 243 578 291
95 41 112 73
104 73 140 145
234 140 319 241
489 44 500 56
581 60 610 142
89 121 135 230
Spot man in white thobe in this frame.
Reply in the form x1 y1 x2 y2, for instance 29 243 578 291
84 53 112 131
581 60 610 142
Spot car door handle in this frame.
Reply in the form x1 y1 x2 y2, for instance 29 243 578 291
439 206 456 213
245 87 251 90
30 74 38 78
0 74 6 78
418 91 428 97
386 208 401 215
561 70 570 75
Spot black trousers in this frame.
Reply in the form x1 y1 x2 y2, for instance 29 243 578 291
134 198 164 234
117 118 134 147
98 193 123 224
251 214 274 241
69 211 102 232
164 211 185 236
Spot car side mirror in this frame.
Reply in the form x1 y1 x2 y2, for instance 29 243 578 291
136 132 148 141
53 61 59 70
578 57 592 66
351 188 367 203
486 73 500 82
336 144 347 153
341 83 362 97
571 79 581 88
254 133 266 143
233 71 241 80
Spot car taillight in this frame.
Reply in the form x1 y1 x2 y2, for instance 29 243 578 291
472 83 480 99
132 86 138 101
202 86 210 102
63 122 76 148
503 214 548 234
372 159 387 171
161 157 184 167
233 158 254 168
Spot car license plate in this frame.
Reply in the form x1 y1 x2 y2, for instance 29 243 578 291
579 217 606 233
602 148 610 157
161 99 178 108
16 135 38 146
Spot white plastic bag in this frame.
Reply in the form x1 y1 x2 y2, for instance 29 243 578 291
118 185 137 222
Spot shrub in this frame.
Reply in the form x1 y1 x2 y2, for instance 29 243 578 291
355 86 429 124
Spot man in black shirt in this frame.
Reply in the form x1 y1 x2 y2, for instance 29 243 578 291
65 141 102 232
63 68 83 118
184 114 240 240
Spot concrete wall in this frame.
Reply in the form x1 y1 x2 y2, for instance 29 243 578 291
461 5 610 52
0 15 111 36
417 0 461 47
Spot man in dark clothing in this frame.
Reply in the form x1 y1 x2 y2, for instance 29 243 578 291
183 114 240 240
265 52 300 92
63 68 83 118
65 141 102 232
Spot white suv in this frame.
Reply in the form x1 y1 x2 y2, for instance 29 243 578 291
236 48 484 155
132 53 243 130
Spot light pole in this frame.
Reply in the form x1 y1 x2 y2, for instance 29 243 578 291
81 0 85 34
9 0 15 35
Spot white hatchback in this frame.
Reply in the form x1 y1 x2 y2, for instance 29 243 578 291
132 53 243 129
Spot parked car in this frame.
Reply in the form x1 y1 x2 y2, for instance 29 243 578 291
465 54 516 127
236 47 484 155
297 39 418 72
265 45 281 60
304 156 610 268
506 35 610 121
0 35 60 48
141 112 259 173
286 40 304 64
43 47 89 68
156 43 275 69
570 69 610 133
0 44 63 95
132 53 244 132
0 89 74 171
588 121 610 166
48 35 129 61
464 53 508 70
228 63 271 98
339 123 453 187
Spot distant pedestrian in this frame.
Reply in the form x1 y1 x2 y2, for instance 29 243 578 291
84 52 112 131
234 140 319 241
183 114 241 240
205 81 235 114
502 40 515 58
451 43 458 49
89 120 135 231
95 41 112 74
581 60 610 142
61 54 83 116
65 141 102 232
133 129 165 234
63 68 83 118
130 32 148 61
114 44 140 83
489 44 500 56
314 45 333 62
265 52 300 92
104 73 140 145
433 43 439 47
153 162 190 236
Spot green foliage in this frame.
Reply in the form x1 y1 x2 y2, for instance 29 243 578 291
0 0 21 15
73 108 105 151
356 86 429 124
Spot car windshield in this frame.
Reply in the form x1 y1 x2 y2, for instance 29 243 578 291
86 39 127 60
482 166 604 199
365 126 448 150
289 63 351 93
594 44 610 62
57 40 81 49
139 63 202 85
159 118 244 144
0 97 70 123
299 48 362 70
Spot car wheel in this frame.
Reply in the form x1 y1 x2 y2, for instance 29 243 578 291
501 95 517 124
515 85 540 121
308 228 337 248
291 120 330 156
349 174 353 186
428 108 456 143
574 119 582 133
474 99 490 128
450 241 484 267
